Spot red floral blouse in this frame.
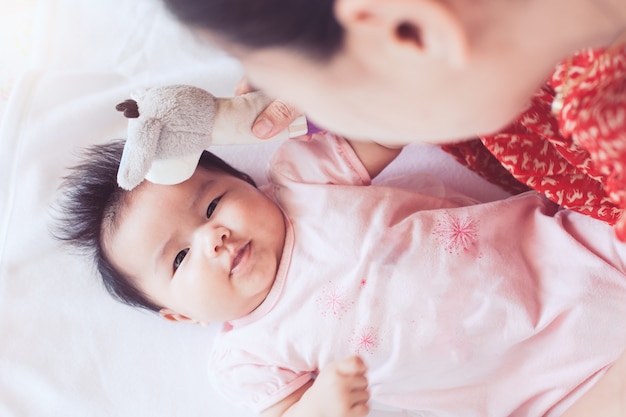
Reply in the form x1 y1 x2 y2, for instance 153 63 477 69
442 44 626 240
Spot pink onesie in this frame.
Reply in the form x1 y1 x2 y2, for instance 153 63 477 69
208 132 626 417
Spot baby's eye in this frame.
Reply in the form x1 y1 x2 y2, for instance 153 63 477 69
207 197 221 218
173 248 189 271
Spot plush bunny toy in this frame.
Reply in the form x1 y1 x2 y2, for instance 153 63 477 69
115 84 312 190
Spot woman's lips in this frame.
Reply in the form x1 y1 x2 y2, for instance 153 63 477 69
230 242 250 275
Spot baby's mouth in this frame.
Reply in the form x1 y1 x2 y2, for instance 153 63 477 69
230 242 251 275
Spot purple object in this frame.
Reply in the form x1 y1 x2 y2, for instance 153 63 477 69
306 118 323 134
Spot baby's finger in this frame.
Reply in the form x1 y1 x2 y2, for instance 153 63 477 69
336 355 368 376
349 374 369 391
350 386 370 403
347 401 370 417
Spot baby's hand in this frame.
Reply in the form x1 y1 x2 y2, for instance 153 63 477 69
305 356 370 417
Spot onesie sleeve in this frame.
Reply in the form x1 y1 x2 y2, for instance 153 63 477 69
208 346 314 414
268 132 372 187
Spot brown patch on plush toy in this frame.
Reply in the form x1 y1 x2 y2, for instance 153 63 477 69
116 99 140 118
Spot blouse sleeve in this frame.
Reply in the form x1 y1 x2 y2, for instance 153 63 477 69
268 132 371 187
208 346 313 414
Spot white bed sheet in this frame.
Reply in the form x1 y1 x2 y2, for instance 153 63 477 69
0 1 509 416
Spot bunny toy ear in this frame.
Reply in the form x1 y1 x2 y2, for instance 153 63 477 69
117 116 162 190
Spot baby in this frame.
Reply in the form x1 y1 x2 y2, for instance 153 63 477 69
56 132 626 417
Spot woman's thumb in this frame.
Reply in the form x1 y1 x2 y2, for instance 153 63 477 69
252 99 300 139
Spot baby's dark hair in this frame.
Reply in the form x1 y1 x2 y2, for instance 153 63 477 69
53 139 256 313
162 0 343 60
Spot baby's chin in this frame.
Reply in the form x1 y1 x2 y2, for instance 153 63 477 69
248 286 275 315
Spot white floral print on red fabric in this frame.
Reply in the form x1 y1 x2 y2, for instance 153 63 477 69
556 46 626 238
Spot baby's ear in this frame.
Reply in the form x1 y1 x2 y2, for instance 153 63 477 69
159 309 199 324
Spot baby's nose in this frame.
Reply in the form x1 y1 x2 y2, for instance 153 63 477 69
198 225 230 257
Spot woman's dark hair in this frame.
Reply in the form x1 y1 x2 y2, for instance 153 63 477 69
53 139 256 313
162 0 344 60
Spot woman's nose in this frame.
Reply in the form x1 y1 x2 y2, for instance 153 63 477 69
197 224 230 257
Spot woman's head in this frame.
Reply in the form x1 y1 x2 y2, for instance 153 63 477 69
54 140 262 318
163 0 609 143
163 0 343 60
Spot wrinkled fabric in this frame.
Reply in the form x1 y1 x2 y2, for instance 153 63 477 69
208 133 626 417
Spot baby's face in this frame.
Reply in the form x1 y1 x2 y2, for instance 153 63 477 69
105 166 285 324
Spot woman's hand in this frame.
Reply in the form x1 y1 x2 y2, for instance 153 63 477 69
235 78 302 139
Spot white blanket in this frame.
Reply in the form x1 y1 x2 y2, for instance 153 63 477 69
0 0 508 416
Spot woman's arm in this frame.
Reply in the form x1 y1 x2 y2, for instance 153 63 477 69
345 139 403 179
262 356 370 417
560 348 626 417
